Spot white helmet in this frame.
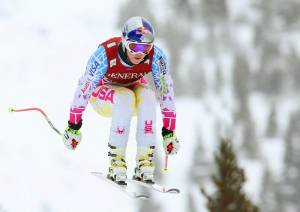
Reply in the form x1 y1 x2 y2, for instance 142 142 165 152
122 16 155 44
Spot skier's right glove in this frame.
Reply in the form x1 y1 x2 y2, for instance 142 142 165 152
62 120 82 150
162 127 180 155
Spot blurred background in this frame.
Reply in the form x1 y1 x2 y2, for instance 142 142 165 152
1 0 300 211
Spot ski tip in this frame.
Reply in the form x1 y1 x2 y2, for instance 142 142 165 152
136 194 150 199
167 188 180 194
90 172 105 178
90 171 97 176
91 171 102 175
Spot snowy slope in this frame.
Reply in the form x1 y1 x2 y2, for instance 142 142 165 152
0 0 288 212
0 1 139 212
0 1 201 211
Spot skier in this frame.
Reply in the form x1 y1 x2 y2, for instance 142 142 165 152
62 16 180 185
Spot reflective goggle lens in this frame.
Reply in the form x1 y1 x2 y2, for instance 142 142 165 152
128 42 153 54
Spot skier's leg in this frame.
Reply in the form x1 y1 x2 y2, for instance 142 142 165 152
133 85 157 183
90 85 136 184
90 85 136 145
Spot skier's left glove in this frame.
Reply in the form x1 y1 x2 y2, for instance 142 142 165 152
62 120 82 150
162 127 180 155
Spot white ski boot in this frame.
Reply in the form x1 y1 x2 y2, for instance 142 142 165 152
133 146 155 184
107 143 127 185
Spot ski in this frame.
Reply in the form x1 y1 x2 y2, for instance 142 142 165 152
91 172 150 199
127 178 180 194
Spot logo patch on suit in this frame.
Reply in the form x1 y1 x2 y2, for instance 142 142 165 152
157 56 167 75
107 42 116 48
110 58 117 68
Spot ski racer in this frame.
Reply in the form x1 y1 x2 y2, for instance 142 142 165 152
62 16 180 185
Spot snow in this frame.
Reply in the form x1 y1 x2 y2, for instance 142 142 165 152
260 138 286 181
240 159 264 203
0 0 289 211
276 96 300 135
248 92 271 137
0 1 135 212
227 0 260 23
231 24 255 49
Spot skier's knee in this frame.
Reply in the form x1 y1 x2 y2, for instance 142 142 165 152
135 87 156 106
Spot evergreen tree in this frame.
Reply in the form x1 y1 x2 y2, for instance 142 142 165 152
277 110 300 211
202 139 259 212
266 104 278 137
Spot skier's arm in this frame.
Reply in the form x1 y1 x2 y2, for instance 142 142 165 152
69 46 108 125
151 46 179 155
63 46 108 150
151 46 176 131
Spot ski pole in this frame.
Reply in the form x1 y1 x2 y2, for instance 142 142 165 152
8 107 62 136
163 154 168 173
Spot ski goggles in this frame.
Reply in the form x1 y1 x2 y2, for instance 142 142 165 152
125 41 153 54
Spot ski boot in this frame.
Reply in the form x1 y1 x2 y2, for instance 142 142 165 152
133 146 155 184
107 143 127 185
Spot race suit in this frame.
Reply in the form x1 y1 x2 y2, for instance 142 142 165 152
69 37 176 146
